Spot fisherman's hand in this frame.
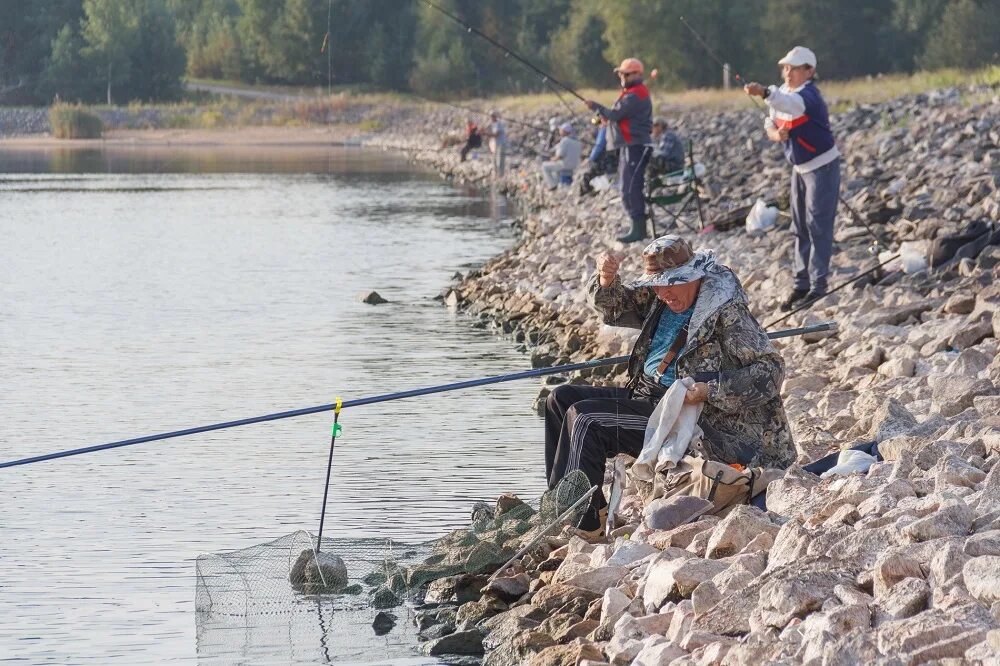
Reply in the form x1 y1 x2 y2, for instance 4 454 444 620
683 382 710 405
744 82 766 98
584 100 598 111
597 252 624 287
766 126 786 143
778 127 789 141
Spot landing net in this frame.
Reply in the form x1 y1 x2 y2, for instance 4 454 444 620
194 471 591 660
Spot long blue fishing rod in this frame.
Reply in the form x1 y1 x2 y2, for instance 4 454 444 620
0 321 836 470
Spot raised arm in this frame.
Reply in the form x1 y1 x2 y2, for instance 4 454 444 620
586 252 653 329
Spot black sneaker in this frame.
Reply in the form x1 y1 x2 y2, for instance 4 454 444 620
779 288 809 312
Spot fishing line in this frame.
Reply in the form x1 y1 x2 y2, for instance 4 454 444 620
418 0 584 117
407 92 595 150
678 15 765 112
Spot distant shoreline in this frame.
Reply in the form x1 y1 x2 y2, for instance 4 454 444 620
0 126 375 149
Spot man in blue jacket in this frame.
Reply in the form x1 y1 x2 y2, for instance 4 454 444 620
745 46 841 311
585 58 654 244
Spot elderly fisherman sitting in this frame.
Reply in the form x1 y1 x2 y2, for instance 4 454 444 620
543 235 795 534
541 122 583 190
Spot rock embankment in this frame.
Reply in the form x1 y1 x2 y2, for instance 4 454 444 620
371 85 1000 663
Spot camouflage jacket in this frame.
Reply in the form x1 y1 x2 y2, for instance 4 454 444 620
587 266 795 469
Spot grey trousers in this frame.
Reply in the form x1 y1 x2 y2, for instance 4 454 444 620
790 158 841 293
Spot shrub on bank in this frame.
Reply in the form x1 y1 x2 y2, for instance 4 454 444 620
49 104 103 139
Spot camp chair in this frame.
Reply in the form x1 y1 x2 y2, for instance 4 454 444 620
645 141 707 235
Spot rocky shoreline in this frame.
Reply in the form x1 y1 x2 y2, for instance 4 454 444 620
362 85 1000 665
5 86 999 664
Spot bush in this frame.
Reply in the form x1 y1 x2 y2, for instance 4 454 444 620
49 104 103 139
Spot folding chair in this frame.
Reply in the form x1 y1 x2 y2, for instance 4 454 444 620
645 141 707 236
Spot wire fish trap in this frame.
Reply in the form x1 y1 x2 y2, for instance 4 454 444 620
195 470 592 619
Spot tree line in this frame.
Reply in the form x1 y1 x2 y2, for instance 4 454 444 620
0 0 997 105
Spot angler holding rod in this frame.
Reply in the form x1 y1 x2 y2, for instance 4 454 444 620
584 58 655 244
743 46 842 313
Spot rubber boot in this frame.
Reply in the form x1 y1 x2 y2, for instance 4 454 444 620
616 217 648 244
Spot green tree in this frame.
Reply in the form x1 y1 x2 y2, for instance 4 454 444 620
126 0 187 100
81 0 137 104
550 0 611 88
759 0 896 81
598 0 765 89
919 0 1000 69
39 24 102 102
0 0 83 103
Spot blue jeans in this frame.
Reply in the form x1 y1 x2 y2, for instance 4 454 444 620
790 158 840 293
619 145 651 224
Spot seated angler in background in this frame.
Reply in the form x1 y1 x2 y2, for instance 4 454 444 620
541 123 583 190
649 117 685 175
459 119 482 162
543 235 795 536
578 117 619 197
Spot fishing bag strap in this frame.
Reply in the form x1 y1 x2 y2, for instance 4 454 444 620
656 322 690 375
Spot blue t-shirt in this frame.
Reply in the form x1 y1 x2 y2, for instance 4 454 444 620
643 305 694 387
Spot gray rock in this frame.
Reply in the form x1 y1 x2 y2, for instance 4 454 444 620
705 505 778 559
963 555 1000 604
560 565 629 594
875 577 929 624
423 628 485 656
372 610 396 635
751 565 854 631
371 585 402 609
866 398 919 442
359 290 389 305
943 293 976 315
900 499 973 542
289 549 350 594
965 530 1000 557
929 374 996 417
642 495 713 531
484 573 529 603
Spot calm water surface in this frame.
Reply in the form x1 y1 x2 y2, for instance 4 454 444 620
0 146 549 664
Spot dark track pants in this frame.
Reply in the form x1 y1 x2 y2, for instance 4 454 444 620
790 158 841 294
544 384 655 509
619 145 652 224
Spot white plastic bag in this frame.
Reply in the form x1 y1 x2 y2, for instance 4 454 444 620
879 240 928 274
820 449 877 478
745 199 778 235
590 174 612 191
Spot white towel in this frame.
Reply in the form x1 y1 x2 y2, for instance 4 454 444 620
631 377 703 482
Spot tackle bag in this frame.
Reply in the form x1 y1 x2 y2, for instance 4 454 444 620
642 454 783 518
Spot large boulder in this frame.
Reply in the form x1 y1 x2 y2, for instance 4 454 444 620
963 555 1000 604
705 505 779 559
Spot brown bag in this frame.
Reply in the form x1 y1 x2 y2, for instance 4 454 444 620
647 454 782 518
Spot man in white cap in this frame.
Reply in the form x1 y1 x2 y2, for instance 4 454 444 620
745 46 840 311
540 122 583 190
543 235 794 536
585 58 654 243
